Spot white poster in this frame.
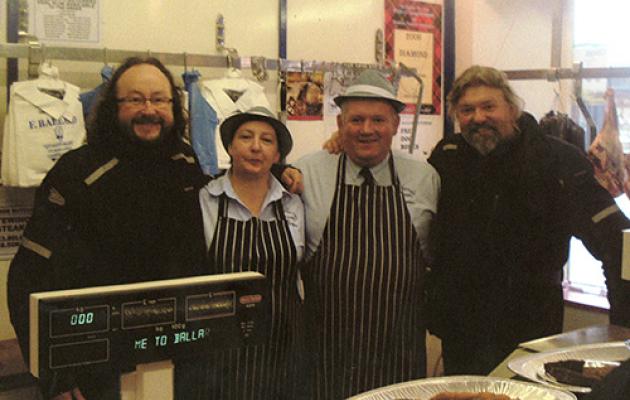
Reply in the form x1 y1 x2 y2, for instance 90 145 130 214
385 0 443 161
29 0 100 43
394 29 434 106
392 113 442 161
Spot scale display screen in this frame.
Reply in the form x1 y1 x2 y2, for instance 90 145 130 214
50 305 110 337
30 272 268 383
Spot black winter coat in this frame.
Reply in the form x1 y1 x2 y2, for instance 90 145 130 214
7 139 209 398
427 113 630 347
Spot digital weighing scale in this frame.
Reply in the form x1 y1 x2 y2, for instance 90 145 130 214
29 271 269 399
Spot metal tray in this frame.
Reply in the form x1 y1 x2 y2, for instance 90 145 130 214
508 341 630 393
346 375 577 399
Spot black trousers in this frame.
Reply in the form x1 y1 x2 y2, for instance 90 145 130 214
440 336 517 376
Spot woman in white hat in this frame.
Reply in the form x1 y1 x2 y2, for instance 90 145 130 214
181 106 305 399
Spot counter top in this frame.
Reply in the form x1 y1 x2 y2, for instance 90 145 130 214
489 324 630 379
518 324 630 353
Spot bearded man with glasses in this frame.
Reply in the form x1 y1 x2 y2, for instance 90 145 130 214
7 57 211 400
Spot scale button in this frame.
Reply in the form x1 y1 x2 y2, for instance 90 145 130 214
239 294 262 305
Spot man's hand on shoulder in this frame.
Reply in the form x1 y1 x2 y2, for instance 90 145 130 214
323 130 343 154
281 167 304 194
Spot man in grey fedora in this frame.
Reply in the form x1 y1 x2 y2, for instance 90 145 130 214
295 69 440 399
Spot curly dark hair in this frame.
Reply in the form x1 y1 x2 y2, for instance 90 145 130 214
87 57 186 147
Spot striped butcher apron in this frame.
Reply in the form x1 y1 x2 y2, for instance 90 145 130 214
176 193 300 400
305 154 426 400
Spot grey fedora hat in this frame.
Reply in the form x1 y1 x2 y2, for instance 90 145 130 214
334 69 406 113
220 106 293 160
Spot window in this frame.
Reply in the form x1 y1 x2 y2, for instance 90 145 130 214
566 0 630 307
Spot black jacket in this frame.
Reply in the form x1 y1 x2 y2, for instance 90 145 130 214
586 357 630 400
427 113 630 346
7 138 209 398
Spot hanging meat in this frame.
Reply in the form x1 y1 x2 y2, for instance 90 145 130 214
588 88 629 198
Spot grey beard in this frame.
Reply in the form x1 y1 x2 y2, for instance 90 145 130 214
461 130 500 156
462 125 520 156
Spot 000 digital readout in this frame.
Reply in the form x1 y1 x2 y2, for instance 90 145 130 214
71 312 94 325
49 305 109 337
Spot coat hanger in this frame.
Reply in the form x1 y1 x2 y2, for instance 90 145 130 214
103 47 109 68
251 56 268 82
224 48 242 79
28 43 64 95
573 63 598 144
545 68 566 114
35 61 65 98
220 48 245 102
552 81 562 113
100 47 114 78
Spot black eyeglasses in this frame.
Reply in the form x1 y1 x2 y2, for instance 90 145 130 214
116 95 173 109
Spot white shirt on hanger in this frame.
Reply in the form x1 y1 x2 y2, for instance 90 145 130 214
199 76 271 170
2 77 86 187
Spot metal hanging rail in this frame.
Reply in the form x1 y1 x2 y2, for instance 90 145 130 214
504 66 630 81
503 65 630 145
0 42 392 76
0 41 423 153
0 42 243 69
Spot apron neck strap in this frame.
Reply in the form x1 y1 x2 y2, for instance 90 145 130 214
338 152 400 187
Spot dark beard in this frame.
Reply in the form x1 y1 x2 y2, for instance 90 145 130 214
121 114 168 146
116 115 176 157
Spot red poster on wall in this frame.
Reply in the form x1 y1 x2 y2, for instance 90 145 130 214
385 0 442 115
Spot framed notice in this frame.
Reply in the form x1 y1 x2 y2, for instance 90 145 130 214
28 0 100 44
385 0 442 115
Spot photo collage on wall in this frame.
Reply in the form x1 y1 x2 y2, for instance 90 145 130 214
286 72 325 121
